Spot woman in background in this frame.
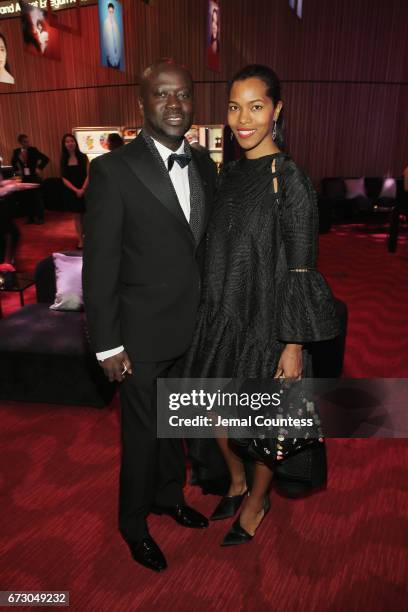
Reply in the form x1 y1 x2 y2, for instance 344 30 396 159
0 33 15 84
61 133 89 249
184 65 340 546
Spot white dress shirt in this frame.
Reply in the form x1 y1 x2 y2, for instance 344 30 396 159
96 136 191 362
154 138 190 221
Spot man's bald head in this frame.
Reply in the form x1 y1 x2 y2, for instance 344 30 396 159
140 58 193 98
138 58 194 150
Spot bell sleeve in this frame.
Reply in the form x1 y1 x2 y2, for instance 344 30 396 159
276 164 341 343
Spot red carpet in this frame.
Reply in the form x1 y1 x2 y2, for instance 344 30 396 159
1 212 408 610
318 221 408 377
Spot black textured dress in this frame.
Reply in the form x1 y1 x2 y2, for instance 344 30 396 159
185 152 339 376
183 152 341 491
62 163 87 213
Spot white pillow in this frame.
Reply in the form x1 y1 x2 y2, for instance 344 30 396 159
49 253 83 311
344 178 366 200
379 178 396 199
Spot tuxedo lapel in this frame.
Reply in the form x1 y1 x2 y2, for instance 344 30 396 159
121 135 192 235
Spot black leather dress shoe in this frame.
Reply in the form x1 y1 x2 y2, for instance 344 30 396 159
127 536 167 572
152 504 209 528
210 490 248 521
221 496 270 547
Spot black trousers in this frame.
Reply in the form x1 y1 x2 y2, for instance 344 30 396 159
0 195 20 261
118 356 185 542
20 182 44 221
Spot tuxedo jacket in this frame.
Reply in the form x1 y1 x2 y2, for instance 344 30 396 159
11 146 49 178
82 134 218 362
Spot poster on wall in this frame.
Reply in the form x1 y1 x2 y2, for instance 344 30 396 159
206 0 220 72
20 0 60 60
0 32 15 84
98 0 125 71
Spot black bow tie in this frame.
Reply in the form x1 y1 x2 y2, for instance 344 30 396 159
167 153 191 171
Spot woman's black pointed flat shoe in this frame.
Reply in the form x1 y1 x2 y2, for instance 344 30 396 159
210 490 248 521
220 496 270 547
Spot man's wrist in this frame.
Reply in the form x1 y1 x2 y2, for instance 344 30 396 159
96 345 124 361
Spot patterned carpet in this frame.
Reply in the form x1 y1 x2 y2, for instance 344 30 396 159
318 221 408 377
0 212 407 610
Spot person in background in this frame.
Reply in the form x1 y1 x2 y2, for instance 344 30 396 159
11 134 49 224
0 32 15 84
0 171 20 265
60 133 89 249
107 132 124 151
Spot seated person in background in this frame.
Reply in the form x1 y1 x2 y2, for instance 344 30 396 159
107 133 124 151
60 133 89 250
11 133 49 224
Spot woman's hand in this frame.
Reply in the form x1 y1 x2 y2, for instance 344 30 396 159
275 344 302 378
76 188 84 198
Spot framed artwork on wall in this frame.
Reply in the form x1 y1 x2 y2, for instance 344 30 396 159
73 126 122 160
98 0 125 71
20 0 61 60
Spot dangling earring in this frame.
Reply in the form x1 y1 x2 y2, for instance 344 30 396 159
230 130 234 141
272 121 277 141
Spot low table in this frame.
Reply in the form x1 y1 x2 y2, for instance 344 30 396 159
0 273 35 307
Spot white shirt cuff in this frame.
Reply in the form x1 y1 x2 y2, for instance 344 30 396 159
96 346 125 361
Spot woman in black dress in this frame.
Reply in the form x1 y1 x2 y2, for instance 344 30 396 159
61 133 89 249
184 65 340 546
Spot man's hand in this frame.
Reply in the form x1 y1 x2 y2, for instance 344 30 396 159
275 344 302 379
99 350 133 383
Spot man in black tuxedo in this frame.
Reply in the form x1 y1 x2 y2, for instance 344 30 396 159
11 134 49 224
83 59 218 572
